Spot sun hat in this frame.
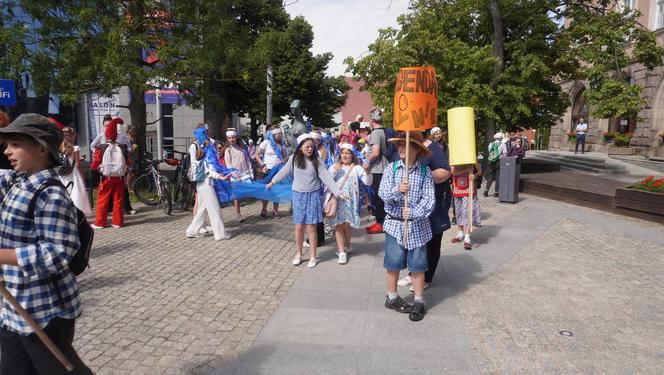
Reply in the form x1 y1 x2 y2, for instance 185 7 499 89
0 113 64 165
387 131 432 158
296 133 311 145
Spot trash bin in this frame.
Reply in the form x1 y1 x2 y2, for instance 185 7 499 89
498 156 520 203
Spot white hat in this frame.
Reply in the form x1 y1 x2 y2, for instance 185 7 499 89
296 134 310 145
494 132 503 140
248 139 254 144
430 127 442 135
309 132 321 140
339 143 354 152
226 130 238 137
370 109 383 122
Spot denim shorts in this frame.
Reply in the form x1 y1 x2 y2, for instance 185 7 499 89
383 234 428 273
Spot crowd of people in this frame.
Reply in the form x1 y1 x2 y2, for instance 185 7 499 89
0 108 527 372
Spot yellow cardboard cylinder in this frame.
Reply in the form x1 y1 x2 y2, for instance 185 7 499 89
448 107 477 166
393 66 438 131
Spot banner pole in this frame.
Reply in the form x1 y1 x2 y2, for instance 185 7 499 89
403 131 410 245
469 173 474 233
0 283 74 371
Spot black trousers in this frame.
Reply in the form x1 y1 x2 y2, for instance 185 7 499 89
484 162 499 195
316 222 325 245
371 173 385 224
425 232 444 283
0 318 93 375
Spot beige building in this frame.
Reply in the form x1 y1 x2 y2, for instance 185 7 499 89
548 0 664 158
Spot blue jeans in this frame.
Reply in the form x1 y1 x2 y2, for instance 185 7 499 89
575 134 586 154
383 234 428 273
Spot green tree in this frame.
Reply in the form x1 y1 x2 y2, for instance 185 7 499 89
346 0 663 148
244 16 349 131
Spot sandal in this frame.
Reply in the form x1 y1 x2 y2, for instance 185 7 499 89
451 236 463 244
260 208 267 218
464 241 472 250
384 296 412 314
409 302 426 322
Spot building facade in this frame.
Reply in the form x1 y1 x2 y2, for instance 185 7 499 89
548 1 664 158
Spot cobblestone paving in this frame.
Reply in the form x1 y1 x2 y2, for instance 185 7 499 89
75 201 302 375
457 218 664 375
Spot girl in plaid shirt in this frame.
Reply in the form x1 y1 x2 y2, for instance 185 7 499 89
0 114 92 374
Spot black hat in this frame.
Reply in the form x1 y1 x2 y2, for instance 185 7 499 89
0 113 64 165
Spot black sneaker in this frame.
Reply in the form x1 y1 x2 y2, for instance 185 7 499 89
409 302 426 322
384 296 412 314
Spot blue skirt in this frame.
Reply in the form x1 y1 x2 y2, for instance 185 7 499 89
292 190 323 225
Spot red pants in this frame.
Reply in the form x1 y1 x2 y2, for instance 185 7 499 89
95 176 124 227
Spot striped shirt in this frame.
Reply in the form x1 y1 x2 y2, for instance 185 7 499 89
378 160 435 250
0 169 82 335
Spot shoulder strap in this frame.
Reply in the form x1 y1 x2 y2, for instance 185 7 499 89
421 164 426 178
392 161 398 177
29 179 67 218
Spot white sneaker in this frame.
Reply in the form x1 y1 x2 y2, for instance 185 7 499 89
186 232 204 238
397 275 413 287
307 258 318 268
90 224 104 230
126 210 137 215
338 253 347 265
409 283 431 293
292 255 302 266
215 234 231 240
111 224 122 228
303 241 310 248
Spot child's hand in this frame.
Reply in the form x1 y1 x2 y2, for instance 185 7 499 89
338 193 351 201
402 207 410 220
266 182 274 190
334 163 342 172
220 174 231 181
398 181 410 193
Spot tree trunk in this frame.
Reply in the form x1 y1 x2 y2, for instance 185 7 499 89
128 83 147 160
204 80 230 141
486 0 504 156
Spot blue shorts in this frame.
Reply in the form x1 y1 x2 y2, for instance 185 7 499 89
383 234 428 273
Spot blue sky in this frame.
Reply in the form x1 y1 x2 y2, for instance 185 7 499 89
286 0 411 76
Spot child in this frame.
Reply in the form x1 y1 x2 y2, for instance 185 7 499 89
378 132 435 322
267 134 347 268
224 128 253 222
255 126 287 218
92 118 128 229
327 143 372 264
451 162 483 250
0 113 92 374
186 125 232 240
59 127 92 215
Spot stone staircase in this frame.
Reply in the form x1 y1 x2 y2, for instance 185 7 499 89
527 151 661 183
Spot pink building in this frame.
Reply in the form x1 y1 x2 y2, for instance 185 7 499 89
339 78 376 126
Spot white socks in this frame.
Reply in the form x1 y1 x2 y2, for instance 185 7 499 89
456 231 464 239
464 234 471 243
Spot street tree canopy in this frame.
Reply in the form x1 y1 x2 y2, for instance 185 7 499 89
345 0 663 143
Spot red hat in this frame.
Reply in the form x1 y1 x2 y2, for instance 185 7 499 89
105 117 123 141
47 117 66 130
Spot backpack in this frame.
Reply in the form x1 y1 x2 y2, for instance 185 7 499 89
29 179 93 276
188 143 206 182
391 161 427 180
100 143 127 176
383 127 400 162
488 141 501 163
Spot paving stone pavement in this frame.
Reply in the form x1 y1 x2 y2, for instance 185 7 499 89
67 193 663 374
457 218 664 375
75 201 303 375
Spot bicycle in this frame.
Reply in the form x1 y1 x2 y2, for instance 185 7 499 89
133 152 172 215
164 150 194 211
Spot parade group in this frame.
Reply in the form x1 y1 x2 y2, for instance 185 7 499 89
0 108 528 373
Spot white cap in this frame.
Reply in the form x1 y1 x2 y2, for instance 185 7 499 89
297 134 310 145
430 127 442 135
339 143 354 152
309 132 321 140
494 132 503 140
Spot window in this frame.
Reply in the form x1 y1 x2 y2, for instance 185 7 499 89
620 0 636 11
658 0 664 29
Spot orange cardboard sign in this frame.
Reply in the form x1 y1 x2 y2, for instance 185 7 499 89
393 66 438 131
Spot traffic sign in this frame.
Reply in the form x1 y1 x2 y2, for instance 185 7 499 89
0 79 17 106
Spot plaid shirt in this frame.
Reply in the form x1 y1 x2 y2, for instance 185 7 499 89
0 169 82 335
378 160 435 250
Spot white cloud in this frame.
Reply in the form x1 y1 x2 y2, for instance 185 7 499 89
286 0 411 76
